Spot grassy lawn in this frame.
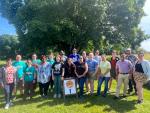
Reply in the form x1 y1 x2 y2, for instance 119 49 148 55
0 82 150 113
0 55 150 113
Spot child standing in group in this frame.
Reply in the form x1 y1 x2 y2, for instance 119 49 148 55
37 55 51 98
52 55 64 98
0 58 16 109
24 59 36 100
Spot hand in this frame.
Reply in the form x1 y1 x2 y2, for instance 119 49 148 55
115 76 118 80
52 76 54 80
33 80 36 83
78 75 81 78
20 78 23 80
0 83 4 88
97 76 99 80
61 76 64 80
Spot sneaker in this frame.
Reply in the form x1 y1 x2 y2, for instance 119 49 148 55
113 96 120 100
122 95 127 98
29 97 33 100
4 103 9 109
137 100 143 104
53 94 57 98
10 102 14 106
102 94 106 98
43 95 48 98
58 94 61 98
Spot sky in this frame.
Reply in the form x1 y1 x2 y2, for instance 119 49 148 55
140 0 150 51
0 15 16 35
0 0 150 51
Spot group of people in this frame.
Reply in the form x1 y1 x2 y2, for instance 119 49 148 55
0 48 150 109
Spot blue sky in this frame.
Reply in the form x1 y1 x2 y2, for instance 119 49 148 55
0 15 16 35
0 0 150 51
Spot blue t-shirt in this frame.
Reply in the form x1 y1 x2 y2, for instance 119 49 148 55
13 61 26 78
86 59 98 72
24 66 35 82
69 54 80 63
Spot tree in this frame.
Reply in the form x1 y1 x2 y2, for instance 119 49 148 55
0 0 147 55
0 34 20 59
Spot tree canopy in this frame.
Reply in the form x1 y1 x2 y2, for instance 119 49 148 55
0 0 148 55
0 34 20 58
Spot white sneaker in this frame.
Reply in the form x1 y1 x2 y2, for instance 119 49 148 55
53 94 57 98
58 94 61 98
4 104 9 109
10 102 14 106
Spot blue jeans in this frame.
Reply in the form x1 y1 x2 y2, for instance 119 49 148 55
97 76 110 96
78 77 86 97
4 83 14 104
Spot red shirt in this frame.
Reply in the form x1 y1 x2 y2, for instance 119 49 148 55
111 59 116 69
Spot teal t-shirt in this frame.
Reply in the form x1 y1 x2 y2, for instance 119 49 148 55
24 66 35 82
13 61 26 78
32 59 41 65
47 59 55 65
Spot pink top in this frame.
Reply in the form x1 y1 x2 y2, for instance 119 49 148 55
116 60 132 74
6 66 16 84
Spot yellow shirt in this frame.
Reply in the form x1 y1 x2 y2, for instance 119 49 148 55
99 61 111 77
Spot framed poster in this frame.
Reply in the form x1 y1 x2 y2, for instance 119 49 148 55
63 78 77 95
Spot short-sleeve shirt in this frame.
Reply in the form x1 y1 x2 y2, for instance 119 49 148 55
116 60 132 74
110 57 119 69
86 59 98 72
52 62 64 76
37 62 51 83
47 59 55 65
13 61 26 79
94 55 101 64
75 62 86 76
99 61 111 77
69 54 80 63
64 63 76 78
127 55 137 66
6 66 16 84
32 59 41 65
24 66 35 82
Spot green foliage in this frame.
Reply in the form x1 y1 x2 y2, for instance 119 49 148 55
0 34 20 59
0 0 148 55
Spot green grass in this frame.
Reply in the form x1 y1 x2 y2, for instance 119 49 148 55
0 59 150 113
144 53 150 60
0 81 150 113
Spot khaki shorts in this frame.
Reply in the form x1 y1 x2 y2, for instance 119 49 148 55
87 72 96 80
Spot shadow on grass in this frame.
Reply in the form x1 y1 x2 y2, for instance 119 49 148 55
83 94 137 113
0 90 137 113
34 93 137 113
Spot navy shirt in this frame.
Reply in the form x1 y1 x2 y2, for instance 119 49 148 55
69 54 80 63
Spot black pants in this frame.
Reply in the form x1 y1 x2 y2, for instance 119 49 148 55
129 75 136 92
24 81 33 98
39 82 49 96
